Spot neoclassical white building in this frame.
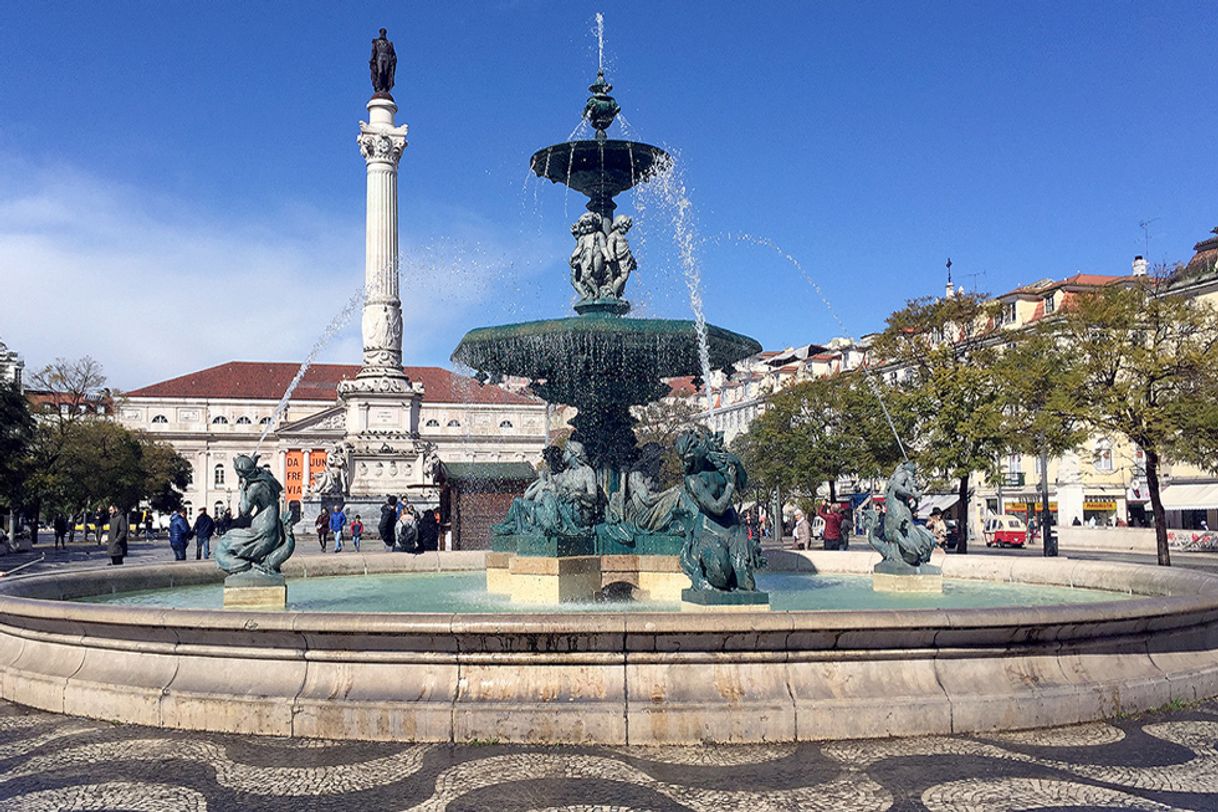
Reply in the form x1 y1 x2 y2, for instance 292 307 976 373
118 361 549 519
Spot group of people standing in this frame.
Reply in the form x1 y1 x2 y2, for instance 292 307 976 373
312 496 442 554
793 501 852 550
167 506 233 562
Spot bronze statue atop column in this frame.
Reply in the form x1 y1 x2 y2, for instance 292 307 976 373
370 28 397 98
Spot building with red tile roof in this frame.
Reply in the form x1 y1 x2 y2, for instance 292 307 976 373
116 360 548 521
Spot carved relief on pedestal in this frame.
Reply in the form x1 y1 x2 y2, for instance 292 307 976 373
361 303 403 367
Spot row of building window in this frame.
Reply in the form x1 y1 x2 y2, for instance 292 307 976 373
151 414 273 426
156 414 516 430
422 418 514 429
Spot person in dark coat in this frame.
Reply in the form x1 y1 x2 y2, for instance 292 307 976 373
52 514 68 549
378 495 397 550
95 508 108 547
418 508 440 553
107 504 129 565
216 508 233 536
168 507 191 561
192 507 216 560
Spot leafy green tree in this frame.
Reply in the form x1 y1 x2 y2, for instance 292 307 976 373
23 356 189 524
0 382 35 515
1044 282 1218 565
872 292 1009 552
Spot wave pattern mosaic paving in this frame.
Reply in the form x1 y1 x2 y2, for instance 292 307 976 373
0 699 1215 810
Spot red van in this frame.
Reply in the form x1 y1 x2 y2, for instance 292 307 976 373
983 515 1029 548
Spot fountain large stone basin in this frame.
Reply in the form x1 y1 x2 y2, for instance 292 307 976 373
0 550 1215 744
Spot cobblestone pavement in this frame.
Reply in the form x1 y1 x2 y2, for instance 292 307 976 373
0 699 1217 810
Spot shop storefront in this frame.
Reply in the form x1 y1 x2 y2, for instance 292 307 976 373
1083 497 1118 526
1003 500 1057 527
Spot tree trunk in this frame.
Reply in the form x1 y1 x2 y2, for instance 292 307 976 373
828 479 837 503
1145 448 1171 567
956 474 970 554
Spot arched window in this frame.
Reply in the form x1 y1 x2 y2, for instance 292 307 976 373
447 419 461 428
259 416 273 425
425 418 440 427
499 420 513 429
214 464 225 486
214 501 225 516
235 416 252 425
151 414 168 424
183 500 193 519
211 416 229 425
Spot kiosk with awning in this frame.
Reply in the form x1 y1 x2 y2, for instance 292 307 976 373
1159 482 1218 530
916 494 959 520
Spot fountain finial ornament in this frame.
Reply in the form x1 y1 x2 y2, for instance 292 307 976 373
370 27 397 99
584 69 620 141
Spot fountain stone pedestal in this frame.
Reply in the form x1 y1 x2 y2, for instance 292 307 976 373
871 559 944 593
680 588 770 613
223 571 287 610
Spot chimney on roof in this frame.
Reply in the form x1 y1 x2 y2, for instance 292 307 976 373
1132 255 1148 277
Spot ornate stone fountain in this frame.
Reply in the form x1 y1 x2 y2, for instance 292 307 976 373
452 70 766 608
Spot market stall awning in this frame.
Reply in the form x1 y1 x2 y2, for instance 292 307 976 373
1159 482 1218 512
916 494 960 519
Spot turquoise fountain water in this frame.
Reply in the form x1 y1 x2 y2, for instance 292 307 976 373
77 570 1129 613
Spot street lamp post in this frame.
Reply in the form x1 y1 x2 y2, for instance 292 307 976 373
1039 432 1058 557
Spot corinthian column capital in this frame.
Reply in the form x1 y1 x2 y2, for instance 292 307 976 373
357 122 408 166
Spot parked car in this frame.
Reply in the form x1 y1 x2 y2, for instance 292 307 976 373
983 515 1029 548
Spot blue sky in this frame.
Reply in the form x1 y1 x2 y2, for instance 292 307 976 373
1 2 1215 389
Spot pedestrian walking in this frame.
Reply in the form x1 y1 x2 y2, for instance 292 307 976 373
315 507 331 552
793 508 812 550
216 508 233 537
52 514 67 550
192 507 216 560
143 512 154 540
330 504 347 552
95 508 108 547
168 507 191 561
350 515 363 552
378 496 397 551
818 502 846 551
107 504 129 565
926 507 948 550
397 505 418 552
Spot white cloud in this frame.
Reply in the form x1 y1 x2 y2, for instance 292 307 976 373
0 157 559 391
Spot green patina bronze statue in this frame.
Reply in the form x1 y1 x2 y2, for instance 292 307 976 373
864 461 937 569
492 441 599 543
214 454 298 579
676 429 764 592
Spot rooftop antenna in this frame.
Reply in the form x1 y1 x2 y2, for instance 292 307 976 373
1139 217 1160 259
962 270 987 292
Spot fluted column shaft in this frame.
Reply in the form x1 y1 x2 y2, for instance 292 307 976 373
354 98 408 383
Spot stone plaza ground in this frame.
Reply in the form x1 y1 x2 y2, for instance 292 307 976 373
1 540 1217 809
0 696 1216 810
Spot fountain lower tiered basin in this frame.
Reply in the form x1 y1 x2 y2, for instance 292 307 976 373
1 549 1217 743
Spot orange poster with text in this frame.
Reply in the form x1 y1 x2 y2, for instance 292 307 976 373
284 451 305 503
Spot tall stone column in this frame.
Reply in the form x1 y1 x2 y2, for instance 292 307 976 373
347 97 409 391
339 87 427 503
